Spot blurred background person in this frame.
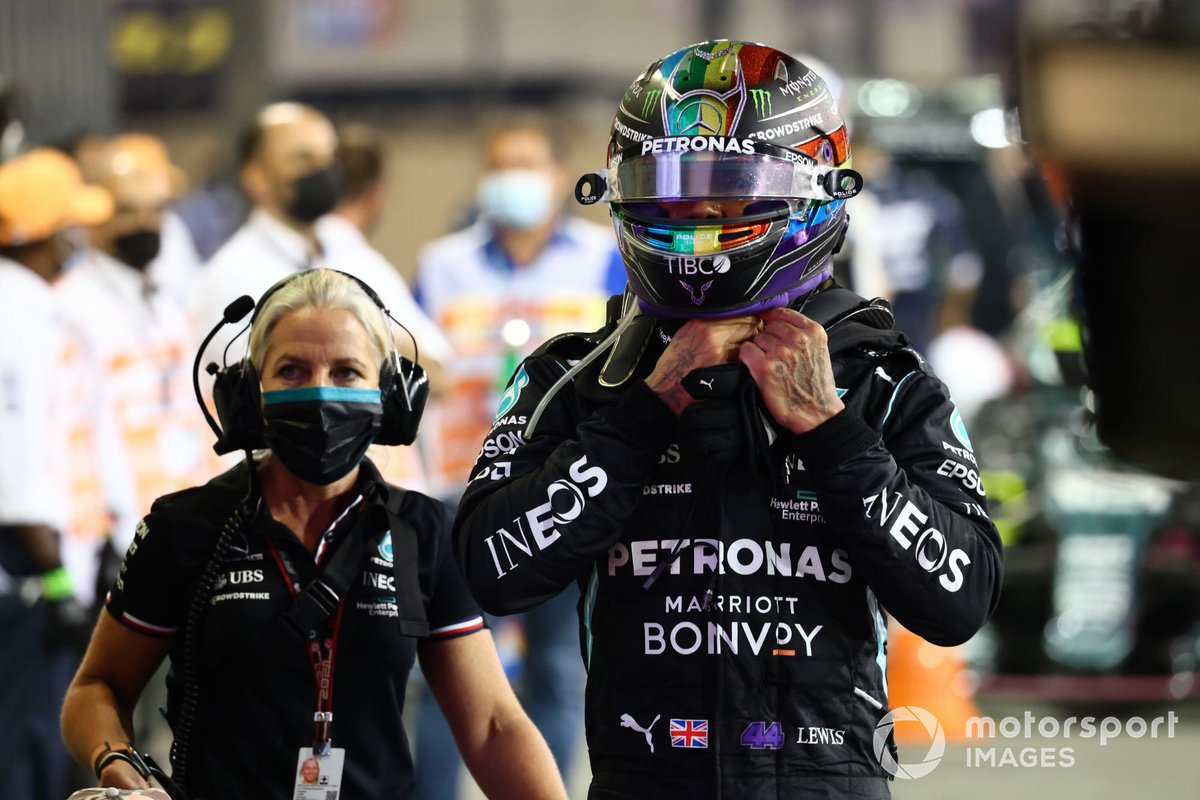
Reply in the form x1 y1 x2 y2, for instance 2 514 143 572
318 121 453 396
55 131 215 633
191 102 343 350
57 130 204 305
193 102 448 491
413 118 625 501
925 276 1016 427
322 123 389 236
0 147 113 800
118 134 205 307
171 136 246 262
410 117 624 798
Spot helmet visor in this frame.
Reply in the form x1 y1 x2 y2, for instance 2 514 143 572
602 140 861 203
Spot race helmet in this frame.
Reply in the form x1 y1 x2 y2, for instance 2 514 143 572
577 40 863 318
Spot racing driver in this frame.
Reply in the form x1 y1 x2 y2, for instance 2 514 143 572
453 39 1003 800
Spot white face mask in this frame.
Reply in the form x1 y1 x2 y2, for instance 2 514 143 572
476 169 555 230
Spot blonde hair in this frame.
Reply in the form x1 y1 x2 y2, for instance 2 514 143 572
248 269 392 374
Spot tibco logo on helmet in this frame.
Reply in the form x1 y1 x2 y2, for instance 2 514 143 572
667 254 731 276
577 38 863 320
872 706 946 779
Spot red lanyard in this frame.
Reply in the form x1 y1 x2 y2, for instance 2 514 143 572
266 537 345 754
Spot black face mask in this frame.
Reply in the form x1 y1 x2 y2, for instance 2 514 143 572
113 229 161 270
261 387 383 485
285 166 342 223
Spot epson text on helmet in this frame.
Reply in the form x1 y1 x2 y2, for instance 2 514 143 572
640 136 758 156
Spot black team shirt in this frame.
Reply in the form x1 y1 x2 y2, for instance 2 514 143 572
106 458 484 799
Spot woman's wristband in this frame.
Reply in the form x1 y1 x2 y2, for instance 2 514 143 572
93 741 152 781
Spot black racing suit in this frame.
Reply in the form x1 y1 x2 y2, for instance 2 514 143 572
453 292 1003 800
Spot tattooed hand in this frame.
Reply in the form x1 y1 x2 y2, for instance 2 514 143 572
646 315 761 415
739 307 844 434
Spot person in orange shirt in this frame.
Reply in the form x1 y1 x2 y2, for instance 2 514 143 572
56 134 215 599
0 147 113 800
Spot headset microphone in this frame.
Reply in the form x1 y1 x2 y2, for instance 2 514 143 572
192 295 255 451
221 295 256 324
193 271 430 456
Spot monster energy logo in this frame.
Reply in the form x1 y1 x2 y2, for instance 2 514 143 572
642 89 662 118
750 89 772 118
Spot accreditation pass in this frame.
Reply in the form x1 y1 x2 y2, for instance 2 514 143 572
293 747 345 800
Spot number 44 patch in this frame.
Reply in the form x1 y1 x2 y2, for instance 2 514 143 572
740 721 785 750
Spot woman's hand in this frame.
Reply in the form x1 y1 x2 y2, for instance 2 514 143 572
62 614 171 790
739 307 845 434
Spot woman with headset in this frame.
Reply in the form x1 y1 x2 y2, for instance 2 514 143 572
60 269 566 799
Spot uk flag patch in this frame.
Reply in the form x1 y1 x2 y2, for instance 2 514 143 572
669 718 709 749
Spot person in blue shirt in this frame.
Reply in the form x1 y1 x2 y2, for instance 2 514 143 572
411 117 625 798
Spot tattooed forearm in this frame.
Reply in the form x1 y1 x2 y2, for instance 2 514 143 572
649 349 698 393
646 349 701 416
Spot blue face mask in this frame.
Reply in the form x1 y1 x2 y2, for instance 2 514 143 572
261 386 383 485
476 169 554 230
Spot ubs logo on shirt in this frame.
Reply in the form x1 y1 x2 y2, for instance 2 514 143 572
229 569 264 585
209 566 270 604
213 568 263 591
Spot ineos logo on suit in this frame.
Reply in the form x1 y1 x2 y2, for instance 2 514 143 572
484 455 608 578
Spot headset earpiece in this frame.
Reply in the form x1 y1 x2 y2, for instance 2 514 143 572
210 359 265 455
376 354 429 446
197 268 427 455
